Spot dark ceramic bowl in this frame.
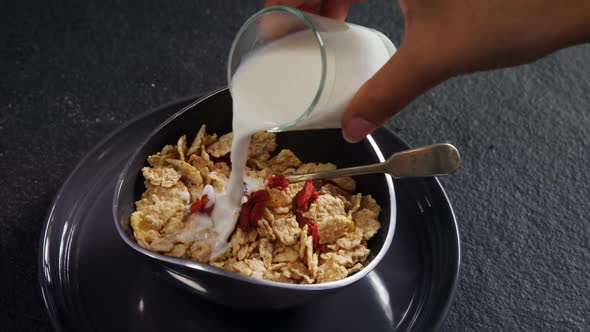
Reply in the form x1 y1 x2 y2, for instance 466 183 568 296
113 88 396 309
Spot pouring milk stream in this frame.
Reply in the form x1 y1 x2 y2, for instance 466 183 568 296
205 7 396 258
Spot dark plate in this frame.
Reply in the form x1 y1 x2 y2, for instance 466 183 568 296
39 91 460 332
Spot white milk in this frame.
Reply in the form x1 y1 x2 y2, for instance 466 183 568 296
208 24 395 259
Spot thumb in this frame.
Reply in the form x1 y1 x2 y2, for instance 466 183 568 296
341 46 448 143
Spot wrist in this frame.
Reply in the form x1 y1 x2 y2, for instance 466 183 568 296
557 2 590 47
581 5 590 43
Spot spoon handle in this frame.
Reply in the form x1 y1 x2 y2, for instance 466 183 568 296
285 162 386 183
284 143 460 183
387 143 460 178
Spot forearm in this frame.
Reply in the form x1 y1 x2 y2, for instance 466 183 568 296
341 0 590 141
566 1 590 45
546 1 590 50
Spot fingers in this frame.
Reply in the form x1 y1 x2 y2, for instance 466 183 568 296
341 46 449 143
264 0 321 14
264 0 307 8
264 0 356 20
260 0 352 41
299 0 323 14
320 0 353 20
258 10 309 41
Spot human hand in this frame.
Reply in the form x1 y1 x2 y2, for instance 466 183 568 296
260 0 359 40
263 0 358 21
341 0 590 142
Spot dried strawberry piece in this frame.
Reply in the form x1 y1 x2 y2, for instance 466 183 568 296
203 202 214 214
293 180 320 233
308 223 326 252
293 221 324 252
266 174 290 190
249 190 270 226
238 203 251 230
249 201 266 226
310 223 321 249
296 215 314 229
237 190 271 230
190 194 209 213
292 179 319 215
190 200 203 213
250 190 270 202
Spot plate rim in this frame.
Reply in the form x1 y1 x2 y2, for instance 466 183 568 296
423 176 461 331
370 128 461 332
38 92 461 332
37 93 205 331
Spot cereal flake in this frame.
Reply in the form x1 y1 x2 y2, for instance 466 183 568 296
206 132 233 158
166 159 203 185
142 166 181 188
269 149 302 173
249 132 277 161
317 215 352 244
272 215 300 246
352 208 381 240
302 194 346 222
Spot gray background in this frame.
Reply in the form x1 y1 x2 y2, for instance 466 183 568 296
1 0 588 331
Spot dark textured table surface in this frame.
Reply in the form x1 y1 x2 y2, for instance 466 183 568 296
1 0 589 331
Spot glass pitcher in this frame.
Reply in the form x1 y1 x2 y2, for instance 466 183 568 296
228 6 396 132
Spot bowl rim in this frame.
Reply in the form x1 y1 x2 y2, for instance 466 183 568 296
112 87 396 290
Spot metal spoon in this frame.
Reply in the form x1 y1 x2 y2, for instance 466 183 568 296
284 143 460 182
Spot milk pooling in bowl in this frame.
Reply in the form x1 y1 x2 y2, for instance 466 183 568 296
209 7 396 258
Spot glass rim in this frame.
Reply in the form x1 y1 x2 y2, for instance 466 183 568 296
227 5 327 132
